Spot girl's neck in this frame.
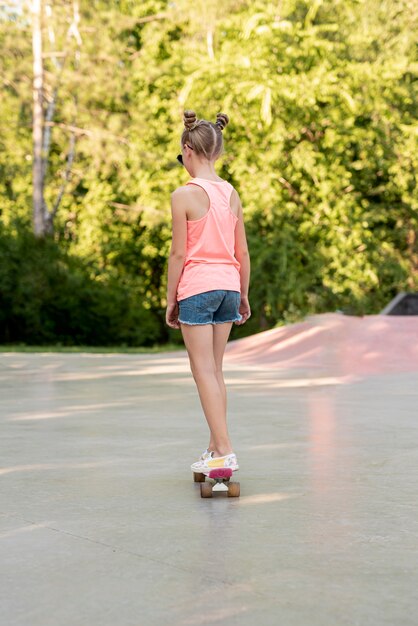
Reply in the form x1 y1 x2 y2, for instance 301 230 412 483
191 162 221 181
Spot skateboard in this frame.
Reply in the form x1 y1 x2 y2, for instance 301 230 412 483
193 467 240 498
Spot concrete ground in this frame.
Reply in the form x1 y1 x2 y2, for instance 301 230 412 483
1 348 417 626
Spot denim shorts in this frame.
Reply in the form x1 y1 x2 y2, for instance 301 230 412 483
178 290 242 325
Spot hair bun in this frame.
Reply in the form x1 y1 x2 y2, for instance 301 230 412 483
184 110 198 130
215 112 229 131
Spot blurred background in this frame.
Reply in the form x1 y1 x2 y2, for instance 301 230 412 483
0 0 417 348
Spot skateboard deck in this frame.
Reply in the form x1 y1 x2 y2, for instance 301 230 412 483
193 467 240 498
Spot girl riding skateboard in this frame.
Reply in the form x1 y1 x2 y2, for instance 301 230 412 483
166 109 251 477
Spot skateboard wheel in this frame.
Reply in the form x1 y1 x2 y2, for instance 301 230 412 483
193 472 205 483
200 482 213 498
227 482 240 498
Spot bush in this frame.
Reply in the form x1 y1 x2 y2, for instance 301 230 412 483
0 224 162 346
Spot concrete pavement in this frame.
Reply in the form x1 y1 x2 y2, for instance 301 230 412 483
1 349 417 625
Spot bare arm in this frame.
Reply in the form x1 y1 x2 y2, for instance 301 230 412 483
166 188 187 307
233 191 251 324
233 191 250 297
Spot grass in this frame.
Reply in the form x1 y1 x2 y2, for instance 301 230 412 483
0 343 184 354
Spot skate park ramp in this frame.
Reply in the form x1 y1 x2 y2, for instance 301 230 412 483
225 312 418 377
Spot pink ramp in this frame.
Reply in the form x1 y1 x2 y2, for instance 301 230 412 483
225 313 418 377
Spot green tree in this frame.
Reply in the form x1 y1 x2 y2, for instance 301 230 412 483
0 0 417 346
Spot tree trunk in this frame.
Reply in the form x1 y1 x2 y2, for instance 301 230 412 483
32 0 45 237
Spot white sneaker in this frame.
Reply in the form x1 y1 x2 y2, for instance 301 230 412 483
199 449 213 461
191 453 239 475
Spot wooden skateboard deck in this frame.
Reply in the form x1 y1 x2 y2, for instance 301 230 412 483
193 467 240 498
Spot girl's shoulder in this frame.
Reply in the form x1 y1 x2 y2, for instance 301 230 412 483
171 181 210 199
172 179 236 201
171 183 195 198
171 184 204 212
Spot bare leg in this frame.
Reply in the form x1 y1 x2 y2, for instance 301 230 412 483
180 322 234 457
208 322 233 451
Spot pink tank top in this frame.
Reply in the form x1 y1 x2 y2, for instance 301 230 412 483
176 177 241 302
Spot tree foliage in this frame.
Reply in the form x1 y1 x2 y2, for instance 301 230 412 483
0 0 417 345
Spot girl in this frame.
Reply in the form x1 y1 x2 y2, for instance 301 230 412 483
165 109 251 475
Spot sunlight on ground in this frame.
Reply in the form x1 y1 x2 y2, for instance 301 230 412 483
8 401 134 421
0 461 114 476
236 493 302 506
0 521 58 540
180 606 250 625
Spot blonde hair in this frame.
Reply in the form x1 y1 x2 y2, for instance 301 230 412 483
181 109 229 161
